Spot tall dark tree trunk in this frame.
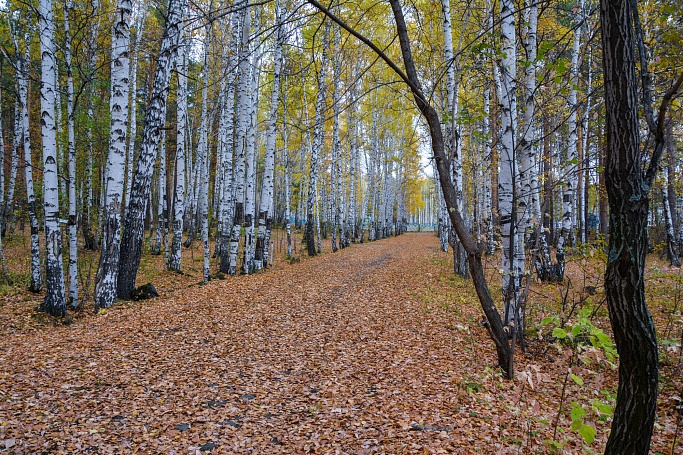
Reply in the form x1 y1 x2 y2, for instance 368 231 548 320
600 0 683 451
117 0 184 299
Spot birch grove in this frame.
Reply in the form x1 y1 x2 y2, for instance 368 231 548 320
0 0 677 384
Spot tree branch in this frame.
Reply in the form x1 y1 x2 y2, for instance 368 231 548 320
629 0 657 133
304 0 427 106
644 70 683 188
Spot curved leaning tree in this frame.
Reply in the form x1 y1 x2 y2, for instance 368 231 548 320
600 0 683 452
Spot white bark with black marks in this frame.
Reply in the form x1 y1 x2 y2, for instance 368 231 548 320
218 11 240 273
242 10 261 274
557 1 584 276
0 64 9 285
64 1 79 307
306 21 329 256
17 48 42 294
228 8 251 275
255 0 283 270
170 13 187 272
95 0 131 310
125 3 148 215
196 29 211 282
330 23 342 252
117 0 184 299
497 0 521 330
39 0 67 315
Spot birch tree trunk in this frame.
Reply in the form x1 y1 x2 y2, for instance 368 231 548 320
214 17 233 259
330 24 342 252
557 3 584 278
64 1 79 307
663 170 680 266
519 0 538 248
169 12 187 272
152 132 167 257
306 21 329 257
125 4 148 215
497 0 521 333
6 98 18 238
81 0 100 251
95 0 131 310
39 0 67 315
347 72 359 243
579 48 592 244
282 85 293 259
218 11 240 273
483 88 495 255
242 14 261 274
117 0 184 299
440 0 467 276
0 66 9 284
196 28 212 283
255 1 283 270
228 8 251 275
17 47 42 294
283 105 293 258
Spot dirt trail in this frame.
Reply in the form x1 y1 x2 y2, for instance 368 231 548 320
0 233 566 454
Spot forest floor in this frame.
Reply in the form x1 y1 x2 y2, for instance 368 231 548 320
0 231 682 454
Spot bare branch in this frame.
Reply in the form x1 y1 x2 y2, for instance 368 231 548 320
644 70 683 187
305 0 427 105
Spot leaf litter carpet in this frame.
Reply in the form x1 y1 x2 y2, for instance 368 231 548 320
2 233 677 454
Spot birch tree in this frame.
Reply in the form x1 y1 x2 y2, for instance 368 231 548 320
282 90 293 258
330 23 342 252
347 69 359 243
117 0 184 299
16 42 42 293
440 0 467 276
254 0 284 270
0 63 9 284
95 0 132 310
242 9 261 274
213 16 234 259
39 0 67 315
218 11 240 273
496 0 522 334
64 0 79 307
81 0 100 251
125 2 148 214
196 27 212 282
519 0 539 254
152 132 168 258
305 21 329 257
228 8 251 275
556 1 584 279
169 9 187 272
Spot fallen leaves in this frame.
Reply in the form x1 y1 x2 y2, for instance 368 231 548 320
0 233 681 453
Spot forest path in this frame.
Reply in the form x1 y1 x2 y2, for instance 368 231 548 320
1 233 506 454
